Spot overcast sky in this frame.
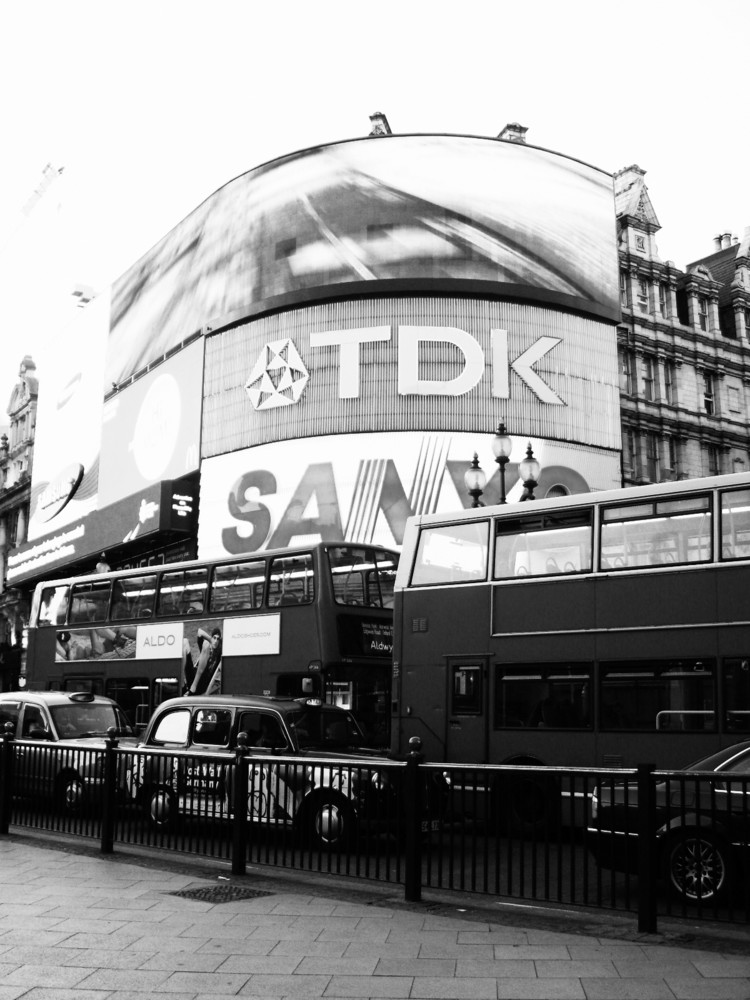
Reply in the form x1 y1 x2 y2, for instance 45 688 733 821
1 0 747 418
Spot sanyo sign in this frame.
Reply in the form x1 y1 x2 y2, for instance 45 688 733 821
308 327 564 404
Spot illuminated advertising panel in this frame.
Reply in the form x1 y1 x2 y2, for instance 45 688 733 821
98 339 203 507
197 432 621 559
9 478 198 585
202 298 621 457
27 290 110 541
107 135 618 389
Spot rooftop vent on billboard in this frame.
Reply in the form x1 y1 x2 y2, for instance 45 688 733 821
497 122 528 143
369 112 392 136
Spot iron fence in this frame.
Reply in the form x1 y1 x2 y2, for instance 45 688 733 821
1 731 748 933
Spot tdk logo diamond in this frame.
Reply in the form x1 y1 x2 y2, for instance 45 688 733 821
245 339 310 410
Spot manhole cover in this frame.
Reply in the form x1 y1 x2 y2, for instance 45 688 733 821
172 885 274 904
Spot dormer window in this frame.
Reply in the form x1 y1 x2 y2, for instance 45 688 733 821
698 296 709 331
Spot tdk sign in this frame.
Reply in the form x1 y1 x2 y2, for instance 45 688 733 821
245 327 565 410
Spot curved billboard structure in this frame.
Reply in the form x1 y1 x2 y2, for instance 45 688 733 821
107 134 620 391
14 131 622 579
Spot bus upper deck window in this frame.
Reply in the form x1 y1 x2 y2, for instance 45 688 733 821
69 581 112 624
410 522 489 587
157 568 208 617
721 488 750 560
38 586 70 626
494 511 592 580
210 561 266 612
601 494 711 570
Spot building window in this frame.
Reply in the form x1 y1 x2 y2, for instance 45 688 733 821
698 295 709 331
658 282 669 318
637 278 649 312
619 272 629 307
635 234 646 252
641 354 656 401
646 432 660 482
622 429 637 477
703 372 716 415
618 346 633 394
745 309 750 336
707 444 720 477
728 385 742 414
668 438 682 478
664 361 676 405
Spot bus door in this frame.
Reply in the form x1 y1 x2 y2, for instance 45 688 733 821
445 658 490 763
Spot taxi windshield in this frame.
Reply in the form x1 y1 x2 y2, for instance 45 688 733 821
286 708 365 750
50 702 134 739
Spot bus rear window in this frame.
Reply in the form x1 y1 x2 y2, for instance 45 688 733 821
329 546 398 608
410 522 489 586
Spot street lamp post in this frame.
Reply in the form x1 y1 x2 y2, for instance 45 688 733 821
464 453 486 508
491 421 513 503
519 442 541 501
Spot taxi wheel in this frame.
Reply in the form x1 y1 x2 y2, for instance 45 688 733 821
147 785 178 832
305 792 354 850
56 771 86 813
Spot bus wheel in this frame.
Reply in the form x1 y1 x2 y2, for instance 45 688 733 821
304 792 354 850
56 771 85 813
664 830 732 904
147 786 177 832
498 774 559 837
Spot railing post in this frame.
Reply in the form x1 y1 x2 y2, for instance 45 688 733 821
637 762 657 934
404 736 424 903
0 722 15 835
232 733 249 876
100 727 119 855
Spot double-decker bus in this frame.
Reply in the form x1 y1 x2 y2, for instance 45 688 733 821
391 472 750 771
26 542 397 741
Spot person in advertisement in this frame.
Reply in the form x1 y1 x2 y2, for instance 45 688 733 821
185 627 222 696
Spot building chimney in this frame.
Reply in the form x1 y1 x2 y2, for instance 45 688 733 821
497 122 528 144
713 235 723 251
721 233 733 249
368 112 392 137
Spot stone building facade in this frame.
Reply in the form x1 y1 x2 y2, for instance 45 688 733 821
615 164 750 486
0 356 38 688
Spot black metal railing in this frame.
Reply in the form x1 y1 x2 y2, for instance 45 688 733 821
1 730 748 933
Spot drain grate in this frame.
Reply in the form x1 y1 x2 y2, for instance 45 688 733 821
171 885 274 904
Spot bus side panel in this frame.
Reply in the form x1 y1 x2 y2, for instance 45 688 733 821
220 607 324 697
492 578 597 635
596 568 717 629
24 629 59 689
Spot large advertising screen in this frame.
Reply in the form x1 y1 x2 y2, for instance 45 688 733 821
98 339 203 507
197 432 621 560
106 135 619 390
202 297 622 457
27 290 109 542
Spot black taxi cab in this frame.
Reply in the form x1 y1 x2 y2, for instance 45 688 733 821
125 694 398 848
0 690 134 812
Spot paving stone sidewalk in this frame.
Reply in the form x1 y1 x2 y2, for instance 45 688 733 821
0 837 748 999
